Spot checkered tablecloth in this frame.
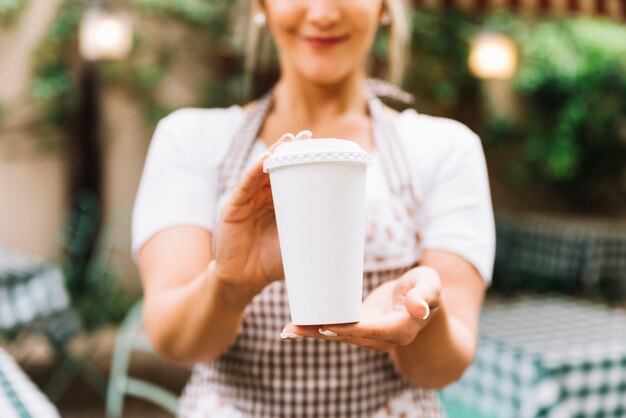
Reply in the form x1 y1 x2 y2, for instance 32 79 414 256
442 296 626 418
0 348 61 418
0 246 70 331
494 213 626 297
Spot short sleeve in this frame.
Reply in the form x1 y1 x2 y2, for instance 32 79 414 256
419 128 496 283
131 108 236 262
398 111 496 284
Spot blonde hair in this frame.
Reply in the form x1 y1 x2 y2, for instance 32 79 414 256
241 0 411 98
384 0 411 86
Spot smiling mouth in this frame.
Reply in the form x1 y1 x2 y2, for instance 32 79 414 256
301 34 350 47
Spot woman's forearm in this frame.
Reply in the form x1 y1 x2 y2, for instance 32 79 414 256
390 303 477 389
143 260 257 366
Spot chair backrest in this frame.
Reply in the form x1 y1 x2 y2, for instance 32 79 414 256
106 301 181 418
82 206 137 327
59 189 101 295
0 246 70 334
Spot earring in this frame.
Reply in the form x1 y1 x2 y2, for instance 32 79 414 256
380 12 391 26
253 12 266 27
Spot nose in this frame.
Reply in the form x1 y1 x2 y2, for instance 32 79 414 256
306 0 341 29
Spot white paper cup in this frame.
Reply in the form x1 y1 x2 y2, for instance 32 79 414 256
263 138 370 325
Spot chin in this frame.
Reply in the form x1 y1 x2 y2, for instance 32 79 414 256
297 63 356 87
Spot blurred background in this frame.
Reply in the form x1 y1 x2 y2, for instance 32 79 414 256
0 0 625 417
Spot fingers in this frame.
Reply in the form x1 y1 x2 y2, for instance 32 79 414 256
404 266 442 322
281 324 396 352
225 162 270 215
229 131 314 213
277 267 443 350
261 130 313 159
320 315 417 346
283 315 417 347
262 133 295 160
295 130 312 140
318 268 441 340
230 132 296 206
334 336 395 353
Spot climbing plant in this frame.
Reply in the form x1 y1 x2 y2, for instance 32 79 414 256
0 0 30 25
30 2 480 134
405 10 479 117
30 0 235 133
482 16 626 210
31 0 83 133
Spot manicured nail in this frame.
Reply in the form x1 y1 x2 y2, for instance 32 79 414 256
319 328 338 337
279 133 295 142
281 331 303 340
419 299 431 320
295 130 313 140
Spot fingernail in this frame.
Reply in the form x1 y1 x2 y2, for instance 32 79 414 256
318 328 338 337
419 300 431 320
279 133 295 142
295 130 312 140
280 331 303 340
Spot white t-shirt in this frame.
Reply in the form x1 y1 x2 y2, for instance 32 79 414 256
132 105 496 282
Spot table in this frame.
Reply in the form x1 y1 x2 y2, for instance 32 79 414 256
441 296 626 418
493 213 626 299
0 245 70 332
0 348 61 418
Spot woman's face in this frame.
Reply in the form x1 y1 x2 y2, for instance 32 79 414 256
262 0 385 85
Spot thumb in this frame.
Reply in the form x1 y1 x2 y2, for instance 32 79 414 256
405 266 442 322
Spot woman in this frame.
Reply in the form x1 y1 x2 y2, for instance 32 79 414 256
132 0 495 417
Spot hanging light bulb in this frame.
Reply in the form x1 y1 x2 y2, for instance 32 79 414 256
468 33 517 80
79 3 133 61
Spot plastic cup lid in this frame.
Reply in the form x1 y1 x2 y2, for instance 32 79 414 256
263 138 370 173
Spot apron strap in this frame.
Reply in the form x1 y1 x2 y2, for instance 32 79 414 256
218 91 274 196
368 93 419 208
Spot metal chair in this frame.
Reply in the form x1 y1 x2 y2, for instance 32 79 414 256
0 190 108 402
84 205 180 416
106 300 180 417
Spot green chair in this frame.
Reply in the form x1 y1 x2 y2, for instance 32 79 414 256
106 300 180 418
96 206 180 417
0 190 108 402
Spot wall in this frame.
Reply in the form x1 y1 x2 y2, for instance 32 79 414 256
0 0 65 255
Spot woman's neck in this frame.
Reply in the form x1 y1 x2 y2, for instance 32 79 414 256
272 70 368 123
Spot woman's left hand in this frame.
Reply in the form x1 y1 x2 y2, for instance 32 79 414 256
281 266 442 352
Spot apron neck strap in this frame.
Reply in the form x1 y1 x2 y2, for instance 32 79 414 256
218 91 273 196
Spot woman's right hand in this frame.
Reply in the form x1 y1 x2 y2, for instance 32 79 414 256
211 131 311 299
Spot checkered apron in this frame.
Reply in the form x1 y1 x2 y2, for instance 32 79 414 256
179 86 445 418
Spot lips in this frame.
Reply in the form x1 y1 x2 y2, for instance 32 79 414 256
301 34 350 47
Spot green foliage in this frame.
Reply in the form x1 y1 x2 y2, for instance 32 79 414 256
99 42 175 126
0 0 30 25
485 17 626 209
137 0 235 52
406 10 478 109
138 0 230 28
31 0 83 133
76 258 138 329
60 190 139 329
64 245 138 330
29 3 480 131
